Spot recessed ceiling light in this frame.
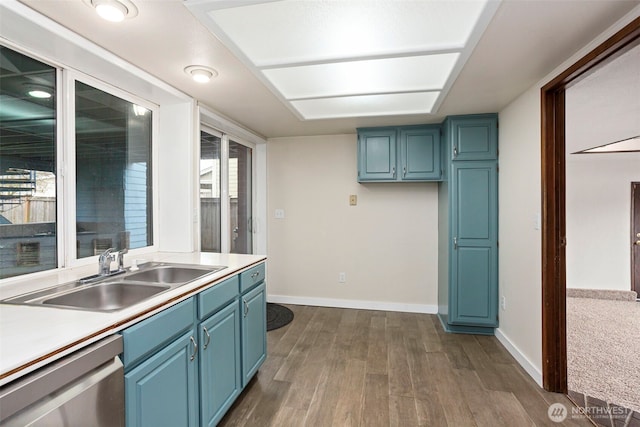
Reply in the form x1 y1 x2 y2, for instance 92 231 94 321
25 85 52 99
84 0 138 22
28 90 52 99
132 105 148 116
184 65 218 83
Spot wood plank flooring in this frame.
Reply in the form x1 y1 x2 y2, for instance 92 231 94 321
219 305 591 427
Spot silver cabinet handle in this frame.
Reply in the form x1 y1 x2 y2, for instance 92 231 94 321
453 146 458 158
251 271 260 279
454 237 458 250
202 326 211 350
403 166 406 177
392 166 396 177
189 336 198 361
243 299 249 318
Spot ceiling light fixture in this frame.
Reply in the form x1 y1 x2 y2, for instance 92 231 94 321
84 0 138 22
25 85 52 99
184 65 218 83
132 104 148 116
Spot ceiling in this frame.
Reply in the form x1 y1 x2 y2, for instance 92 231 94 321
17 0 640 139
566 42 640 155
185 0 499 121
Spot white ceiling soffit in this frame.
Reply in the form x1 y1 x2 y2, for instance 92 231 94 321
185 0 500 120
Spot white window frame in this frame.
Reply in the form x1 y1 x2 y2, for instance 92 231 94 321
64 70 159 268
198 125 257 254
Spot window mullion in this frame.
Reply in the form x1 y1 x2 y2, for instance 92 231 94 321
61 69 78 267
220 134 230 253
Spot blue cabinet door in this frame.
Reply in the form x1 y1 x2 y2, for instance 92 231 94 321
357 128 397 181
241 283 266 386
399 126 441 180
449 161 498 327
125 330 198 427
199 301 241 427
449 115 498 161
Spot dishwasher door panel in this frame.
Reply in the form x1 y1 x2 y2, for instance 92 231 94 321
0 336 124 427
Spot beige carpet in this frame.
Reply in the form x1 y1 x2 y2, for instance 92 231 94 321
567 295 640 413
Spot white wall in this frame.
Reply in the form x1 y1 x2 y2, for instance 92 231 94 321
497 6 640 386
497 85 544 383
565 44 640 291
566 156 639 290
266 134 439 313
158 102 197 252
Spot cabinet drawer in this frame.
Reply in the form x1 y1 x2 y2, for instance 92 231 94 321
122 297 195 368
198 275 239 320
240 263 265 293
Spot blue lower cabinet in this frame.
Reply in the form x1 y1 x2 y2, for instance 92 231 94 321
125 330 199 427
122 263 267 426
449 161 498 328
199 300 241 427
241 283 266 387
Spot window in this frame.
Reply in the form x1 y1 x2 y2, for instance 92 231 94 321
229 139 252 254
0 46 57 279
199 129 221 252
199 130 254 254
75 81 153 258
0 45 155 280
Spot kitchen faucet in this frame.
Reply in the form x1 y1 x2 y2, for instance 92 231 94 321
98 248 116 276
98 248 127 276
78 248 128 284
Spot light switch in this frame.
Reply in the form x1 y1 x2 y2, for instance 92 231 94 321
349 195 357 206
275 209 285 219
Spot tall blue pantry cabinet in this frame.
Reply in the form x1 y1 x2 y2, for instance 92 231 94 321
437 114 499 335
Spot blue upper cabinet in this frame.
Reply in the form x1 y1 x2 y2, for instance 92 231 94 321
446 114 498 161
358 125 441 182
357 127 397 181
399 127 441 180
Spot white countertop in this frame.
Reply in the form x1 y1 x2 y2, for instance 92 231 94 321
0 252 266 386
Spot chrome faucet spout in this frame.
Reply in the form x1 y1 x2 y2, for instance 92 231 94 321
98 248 115 276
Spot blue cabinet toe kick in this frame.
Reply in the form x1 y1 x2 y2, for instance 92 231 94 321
437 313 495 336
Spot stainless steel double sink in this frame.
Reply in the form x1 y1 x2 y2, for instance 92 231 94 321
1 263 226 312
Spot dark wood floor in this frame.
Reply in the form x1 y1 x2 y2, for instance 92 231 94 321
219 305 591 427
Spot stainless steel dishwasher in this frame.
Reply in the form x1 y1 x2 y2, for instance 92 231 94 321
0 335 124 426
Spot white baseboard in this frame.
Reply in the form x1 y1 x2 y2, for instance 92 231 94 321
495 328 543 387
267 294 438 314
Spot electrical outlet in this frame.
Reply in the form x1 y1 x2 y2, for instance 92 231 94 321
349 195 357 206
338 272 346 283
274 209 285 219
500 296 506 310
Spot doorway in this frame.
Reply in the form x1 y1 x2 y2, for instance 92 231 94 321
540 18 640 392
633 182 640 296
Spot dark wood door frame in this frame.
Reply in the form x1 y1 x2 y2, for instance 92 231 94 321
540 17 640 392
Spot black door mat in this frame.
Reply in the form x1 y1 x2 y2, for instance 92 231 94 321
266 303 294 331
